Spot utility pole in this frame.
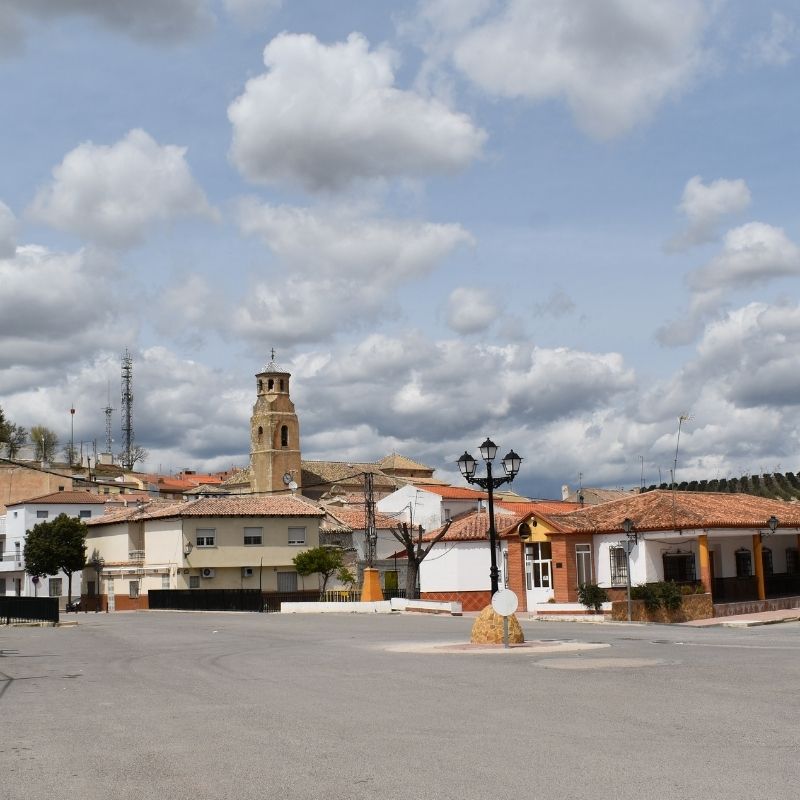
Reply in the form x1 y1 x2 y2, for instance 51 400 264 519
121 349 134 470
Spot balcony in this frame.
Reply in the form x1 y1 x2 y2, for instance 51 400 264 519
128 550 145 562
0 551 23 572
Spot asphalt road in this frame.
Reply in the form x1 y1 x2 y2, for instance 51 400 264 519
1 612 798 800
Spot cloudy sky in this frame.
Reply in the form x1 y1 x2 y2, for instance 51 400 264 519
2 0 800 497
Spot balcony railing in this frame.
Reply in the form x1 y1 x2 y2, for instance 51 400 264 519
128 550 145 561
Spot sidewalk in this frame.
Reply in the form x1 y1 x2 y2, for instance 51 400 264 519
682 608 800 627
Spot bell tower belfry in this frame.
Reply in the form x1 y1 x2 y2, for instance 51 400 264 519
250 353 302 494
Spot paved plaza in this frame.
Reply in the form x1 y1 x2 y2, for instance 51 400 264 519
1 612 798 800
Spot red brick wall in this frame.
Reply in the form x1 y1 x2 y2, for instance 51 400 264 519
422 590 490 612
550 535 594 602
506 539 527 611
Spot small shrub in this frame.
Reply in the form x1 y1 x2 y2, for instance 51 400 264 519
657 581 682 612
631 583 660 611
577 583 608 613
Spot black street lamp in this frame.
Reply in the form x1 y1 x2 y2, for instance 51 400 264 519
457 438 522 596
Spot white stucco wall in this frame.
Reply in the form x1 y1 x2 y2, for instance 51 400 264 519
419 541 490 592
377 486 442 532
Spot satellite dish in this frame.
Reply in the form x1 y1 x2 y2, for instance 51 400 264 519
288 481 298 493
491 589 518 617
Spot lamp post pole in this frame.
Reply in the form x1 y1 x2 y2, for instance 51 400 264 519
622 517 637 622
458 439 522 597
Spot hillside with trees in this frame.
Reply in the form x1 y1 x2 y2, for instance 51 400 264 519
643 472 800 501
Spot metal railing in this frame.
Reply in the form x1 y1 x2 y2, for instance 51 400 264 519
128 550 145 561
1 596 59 624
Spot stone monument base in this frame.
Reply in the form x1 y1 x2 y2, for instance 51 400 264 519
470 605 525 644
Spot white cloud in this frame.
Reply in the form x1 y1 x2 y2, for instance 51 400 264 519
658 222 800 345
667 175 751 251
746 11 800 67
0 244 133 378
2 0 214 50
0 200 17 257
228 32 486 191
416 0 709 139
228 201 473 344
29 129 215 249
446 287 499 334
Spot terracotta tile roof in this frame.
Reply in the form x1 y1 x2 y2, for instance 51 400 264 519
544 490 800 534
422 508 524 542
378 453 434 472
9 490 107 507
221 466 253 486
325 507 398 530
85 500 180 525
85 495 324 524
497 500 583 515
301 460 399 489
415 485 487 500
563 487 636 505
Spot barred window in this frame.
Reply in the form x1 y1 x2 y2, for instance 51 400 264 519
761 547 773 576
786 548 799 574
735 548 752 578
609 546 628 586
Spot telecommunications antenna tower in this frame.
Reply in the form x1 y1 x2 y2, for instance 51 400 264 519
104 380 115 458
121 349 134 469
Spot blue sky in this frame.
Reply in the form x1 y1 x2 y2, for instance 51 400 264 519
2 0 800 498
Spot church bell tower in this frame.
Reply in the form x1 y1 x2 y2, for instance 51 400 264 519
250 353 302 494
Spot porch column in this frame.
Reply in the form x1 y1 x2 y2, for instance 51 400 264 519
753 533 766 602
697 534 712 594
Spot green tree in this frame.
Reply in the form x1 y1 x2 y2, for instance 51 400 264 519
24 513 87 603
30 425 59 462
293 546 346 594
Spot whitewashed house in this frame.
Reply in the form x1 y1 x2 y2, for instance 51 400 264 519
1 490 105 607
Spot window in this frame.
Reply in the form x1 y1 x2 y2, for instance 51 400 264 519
49 578 62 597
663 552 696 582
609 546 628 586
786 548 799 574
268 378 274 390
0 578 6 595
129 581 139 599
288 527 305 545
196 529 215 547
37 510 48 519
735 548 752 578
244 527 263 546
281 425 288 447
79 509 92 518
258 379 262 392
161 575 170 589
761 547 773 576
189 575 200 589
257 425 263 442
279 379 284 391
576 544 592 587
87 580 96 596
277 572 298 592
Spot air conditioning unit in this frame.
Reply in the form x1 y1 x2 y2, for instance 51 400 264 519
181 568 190 575
242 567 254 578
201 568 215 579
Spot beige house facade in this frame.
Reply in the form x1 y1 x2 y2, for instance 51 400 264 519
82 495 324 610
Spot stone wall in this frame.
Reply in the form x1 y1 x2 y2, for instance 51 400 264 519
611 592 713 622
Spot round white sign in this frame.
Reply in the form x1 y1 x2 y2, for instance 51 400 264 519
491 588 518 617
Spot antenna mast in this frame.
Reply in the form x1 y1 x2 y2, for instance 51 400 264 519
104 380 115 459
121 349 134 470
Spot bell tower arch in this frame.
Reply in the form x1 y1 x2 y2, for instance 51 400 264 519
250 352 302 494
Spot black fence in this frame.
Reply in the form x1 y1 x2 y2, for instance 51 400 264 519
148 588 409 613
149 589 264 612
1 596 59 624
765 573 800 598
